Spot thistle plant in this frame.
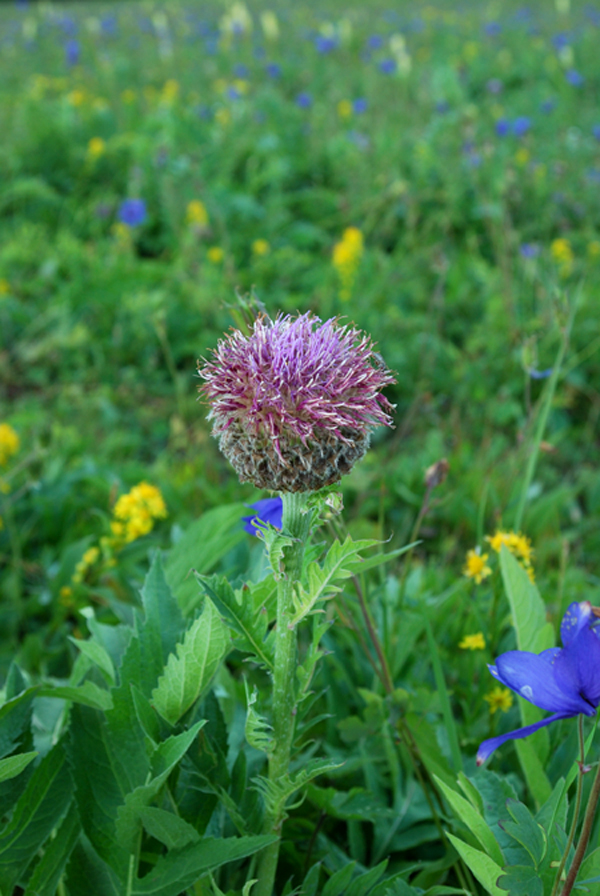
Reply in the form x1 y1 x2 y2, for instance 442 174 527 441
198 311 396 896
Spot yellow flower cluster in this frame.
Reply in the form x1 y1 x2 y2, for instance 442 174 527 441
459 632 486 650
252 238 270 256
110 481 167 545
332 227 364 301
0 424 19 467
87 137 106 159
72 546 100 584
186 200 209 227
464 529 535 584
484 686 513 714
550 237 574 277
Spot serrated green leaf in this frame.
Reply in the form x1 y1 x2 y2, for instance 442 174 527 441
116 721 205 852
0 751 37 783
0 687 40 760
131 835 276 895
152 600 228 725
138 807 200 850
0 743 73 894
69 636 115 684
141 552 185 667
500 799 547 868
254 759 343 819
579 846 600 887
446 834 505 896
166 504 247 614
290 535 379 627
245 685 274 754
39 681 113 711
24 801 80 896
196 573 273 670
4 663 27 700
64 835 123 896
434 775 504 866
497 865 544 896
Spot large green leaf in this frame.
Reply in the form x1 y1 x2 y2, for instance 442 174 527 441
497 865 544 896
141 551 185 668
165 504 247 614
446 834 505 896
131 835 276 896
499 547 553 804
0 751 38 784
64 835 122 896
0 743 73 894
196 573 273 670
434 775 504 866
152 599 229 725
39 681 113 711
500 799 547 869
24 801 80 896
138 807 200 850
0 687 39 760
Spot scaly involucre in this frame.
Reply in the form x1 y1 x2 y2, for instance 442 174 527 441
197 313 396 492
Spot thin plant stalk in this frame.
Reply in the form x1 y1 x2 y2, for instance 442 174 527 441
551 715 585 896
255 491 310 896
561 753 600 896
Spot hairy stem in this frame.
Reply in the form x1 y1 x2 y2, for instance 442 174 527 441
551 716 585 896
255 491 310 896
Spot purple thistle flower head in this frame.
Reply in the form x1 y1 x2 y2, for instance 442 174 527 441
198 312 396 493
477 601 600 765
242 497 283 535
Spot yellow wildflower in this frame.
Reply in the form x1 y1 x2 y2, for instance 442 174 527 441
111 481 167 545
463 549 491 585
0 516 3 531
252 239 270 256
486 530 533 564
0 279 10 296
161 79 180 103
337 99 353 119
121 88 136 105
186 200 209 228
551 238 573 276
514 147 530 166
587 240 600 259
484 686 513 714
207 246 224 264
87 137 106 158
0 424 20 467
215 108 231 127
459 632 486 651
332 227 364 301
67 89 86 107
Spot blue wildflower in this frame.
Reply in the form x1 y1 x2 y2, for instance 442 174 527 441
367 35 383 50
483 22 502 37
486 78 503 95
552 32 569 51
266 62 281 78
435 101 450 114
314 35 337 54
513 116 531 137
65 38 80 67
118 199 147 227
592 125 600 141
541 99 557 113
296 92 312 108
242 497 283 536
528 367 553 379
495 119 510 137
233 63 249 78
226 86 240 100
353 98 368 114
477 602 600 765
520 243 540 259
565 69 584 87
379 58 396 75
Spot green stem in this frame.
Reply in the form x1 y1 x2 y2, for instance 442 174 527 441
513 300 575 531
255 491 311 896
551 716 585 896
561 750 600 896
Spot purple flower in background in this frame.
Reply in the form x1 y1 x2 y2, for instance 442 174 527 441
477 602 600 765
233 63 249 78
242 497 283 536
566 69 584 86
296 91 312 108
486 78 503 94
118 199 147 227
65 38 80 66
520 243 540 258
226 86 241 100
367 34 383 49
353 98 368 114
265 62 281 78
483 21 502 37
495 118 510 137
198 313 396 492
513 116 531 137
552 32 569 51
528 367 553 379
541 99 557 113
435 101 450 114
379 58 396 75
592 125 600 141
315 35 337 54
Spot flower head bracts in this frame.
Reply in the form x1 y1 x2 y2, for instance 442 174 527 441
199 313 395 453
477 602 600 765
198 313 395 491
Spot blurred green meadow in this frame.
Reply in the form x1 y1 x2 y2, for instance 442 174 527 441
1 0 600 891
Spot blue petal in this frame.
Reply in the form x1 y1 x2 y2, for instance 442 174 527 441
557 604 600 708
477 712 574 765
561 601 591 647
241 497 283 536
493 650 593 715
